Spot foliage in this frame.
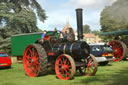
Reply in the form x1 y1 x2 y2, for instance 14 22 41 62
0 38 10 53
83 24 91 33
100 0 128 32
91 30 101 35
54 27 57 31
100 36 114 43
0 0 47 54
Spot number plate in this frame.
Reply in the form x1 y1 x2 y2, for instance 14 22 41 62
108 54 113 56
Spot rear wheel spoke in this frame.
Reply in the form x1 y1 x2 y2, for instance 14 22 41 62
79 54 98 76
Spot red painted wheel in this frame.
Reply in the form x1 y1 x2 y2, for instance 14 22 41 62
55 54 76 80
23 44 48 77
109 40 127 61
79 54 98 76
23 44 40 77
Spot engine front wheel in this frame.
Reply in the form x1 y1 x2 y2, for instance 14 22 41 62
55 54 76 80
79 54 98 76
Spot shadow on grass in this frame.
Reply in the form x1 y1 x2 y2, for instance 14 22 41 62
74 67 128 85
99 63 113 66
38 69 56 77
38 63 114 80
0 67 13 70
45 69 56 75
75 63 113 77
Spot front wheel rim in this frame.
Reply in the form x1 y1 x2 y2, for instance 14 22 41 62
55 54 75 80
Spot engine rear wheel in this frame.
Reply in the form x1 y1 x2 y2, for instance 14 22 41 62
109 40 127 61
55 54 76 80
79 54 98 76
23 44 48 77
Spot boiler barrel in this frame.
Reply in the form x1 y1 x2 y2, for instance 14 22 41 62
53 41 90 58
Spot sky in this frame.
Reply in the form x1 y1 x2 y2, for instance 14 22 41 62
36 0 117 31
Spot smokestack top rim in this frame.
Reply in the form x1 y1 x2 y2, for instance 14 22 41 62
76 8 83 11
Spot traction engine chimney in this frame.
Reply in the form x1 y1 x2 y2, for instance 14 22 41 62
76 8 83 41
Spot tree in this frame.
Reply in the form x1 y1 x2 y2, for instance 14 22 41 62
0 0 47 37
100 0 128 32
83 24 91 33
0 0 47 54
54 27 57 31
91 30 101 35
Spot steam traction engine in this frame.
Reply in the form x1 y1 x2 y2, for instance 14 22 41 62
23 8 98 80
100 30 128 61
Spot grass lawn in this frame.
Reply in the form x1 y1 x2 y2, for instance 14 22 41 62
0 60 128 85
